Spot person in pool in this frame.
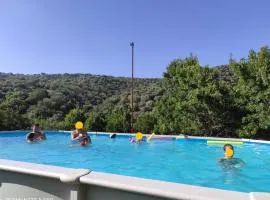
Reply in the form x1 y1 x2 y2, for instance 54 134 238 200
32 124 46 140
219 144 245 168
27 124 46 142
129 132 146 143
27 132 36 142
71 122 91 146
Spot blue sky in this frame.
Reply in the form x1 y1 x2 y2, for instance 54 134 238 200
0 0 269 78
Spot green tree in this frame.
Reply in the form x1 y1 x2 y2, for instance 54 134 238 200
154 56 240 136
105 107 130 132
0 91 30 130
154 56 204 134
0 72 161 131
0 91 28 114
0 109 4 129
26 89 48 104
134 112 156 134
85 111 106 131
0 110 30 130
230 46 270 139
35 118 65 130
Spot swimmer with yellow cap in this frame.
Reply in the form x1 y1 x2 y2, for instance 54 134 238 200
135 132 143 142
71 121 91 146
129 132 146 143
219 144 245 168
224 144 234 159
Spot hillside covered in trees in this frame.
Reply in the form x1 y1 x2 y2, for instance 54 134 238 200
0 73 161 131
1 46 270 140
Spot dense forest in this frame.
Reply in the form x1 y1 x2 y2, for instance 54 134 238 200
0 73 161 131
1 46 270 140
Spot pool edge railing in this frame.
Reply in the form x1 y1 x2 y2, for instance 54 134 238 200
0 159 269 200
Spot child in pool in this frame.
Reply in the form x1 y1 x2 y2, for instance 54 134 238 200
71 127 91 145
219 144 245 168
129 136 147 143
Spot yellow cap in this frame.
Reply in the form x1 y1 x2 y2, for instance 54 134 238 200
75 121 83 129
135 132 143 141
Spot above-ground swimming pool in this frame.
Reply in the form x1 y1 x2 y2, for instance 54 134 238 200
0 131 270 193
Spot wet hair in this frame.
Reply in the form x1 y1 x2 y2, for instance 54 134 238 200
34 123 40 127
27 132 35 140
223 144 234 151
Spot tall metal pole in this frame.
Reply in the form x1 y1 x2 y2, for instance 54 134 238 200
130 42 134 133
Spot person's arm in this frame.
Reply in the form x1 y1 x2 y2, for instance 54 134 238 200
237 158 245 166
41 131 46 139
88 136 92 144
71 131 79 140
79 129 88 138
218 158 226 163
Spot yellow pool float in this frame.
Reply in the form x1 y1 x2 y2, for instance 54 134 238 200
207 140 243 145
147 133 155 142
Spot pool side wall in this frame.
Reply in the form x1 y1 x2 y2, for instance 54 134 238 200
1 159 267 200
0 170 85 200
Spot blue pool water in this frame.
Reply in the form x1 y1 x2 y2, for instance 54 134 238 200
0 131 270 193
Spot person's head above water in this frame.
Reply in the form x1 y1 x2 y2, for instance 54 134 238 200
223 144 234 159
135 132 143 142
27 132 35 142
75 121 84 130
